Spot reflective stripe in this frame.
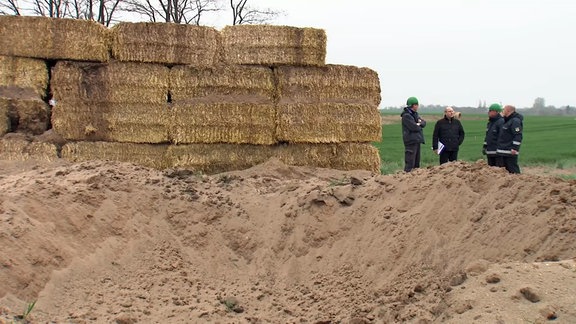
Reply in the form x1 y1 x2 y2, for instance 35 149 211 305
513 141 521 145
497 149 519 155
486 150 497 154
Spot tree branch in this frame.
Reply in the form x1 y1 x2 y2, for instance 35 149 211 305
123 0 220 24
0 0 22 15
230 0 280 25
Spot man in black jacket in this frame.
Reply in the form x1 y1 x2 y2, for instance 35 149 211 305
497 105 523 174
432 106 465 164
483 103 504 167
401 96 426 172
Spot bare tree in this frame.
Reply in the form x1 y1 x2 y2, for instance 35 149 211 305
0 0 21 15
230 0 280 25
188 0 220 24
68 0 89 19
1 0 281 27
64 0 123 26
97 0 123 25
124 0 220 24
0 0 123 26
32 0 70 17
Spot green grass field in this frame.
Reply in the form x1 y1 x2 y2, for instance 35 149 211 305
373 113 576 176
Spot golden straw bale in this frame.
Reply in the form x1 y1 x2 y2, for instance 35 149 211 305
0 96 49 135
0 56 48 98
277 102 381 143
0 135 58 161
170 65 275 103
276 65 381 106
51 61 169 104
0 135 28 160
0 16 109 61
111 22 222 65
61 141 170 169
26 141 58 161
0 102 8 135
274 143 381 173
222 25 326 66
51 102 170 143
168 143 274 174
170 102 276 144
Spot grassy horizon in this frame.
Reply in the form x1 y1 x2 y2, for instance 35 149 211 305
373 113 576 175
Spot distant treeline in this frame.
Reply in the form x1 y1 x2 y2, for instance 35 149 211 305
381 105 576 116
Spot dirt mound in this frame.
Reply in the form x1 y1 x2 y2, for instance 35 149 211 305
1 159 575 323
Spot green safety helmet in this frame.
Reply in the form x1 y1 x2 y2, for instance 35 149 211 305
406 97 419 106
488 103 502 112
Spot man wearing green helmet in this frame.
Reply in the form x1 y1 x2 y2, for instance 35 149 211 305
483 103 505 167
401 96 426 172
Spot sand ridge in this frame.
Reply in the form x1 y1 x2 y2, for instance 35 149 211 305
1 158 575 323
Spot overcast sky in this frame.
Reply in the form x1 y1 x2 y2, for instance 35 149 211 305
220 0 575 108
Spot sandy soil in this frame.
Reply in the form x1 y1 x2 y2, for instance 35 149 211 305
1 158 575 323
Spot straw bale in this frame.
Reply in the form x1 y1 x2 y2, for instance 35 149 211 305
0 96 49 135
0 16 109 61
0 136 58 161
277 103 381 143
51 102 170 143
111 22 221 66
168 143 274 174
170 65 275 103
0 56 48 98
171 102 275 144
61 141 170 169
274 143 381 173
276 65 381 106
222 25 326 66
26 141 58 161
51 61 169 104
0 103 8 135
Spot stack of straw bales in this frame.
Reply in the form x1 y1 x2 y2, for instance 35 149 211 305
219 25 381 173
170 65 276 144
275 64 381 143
0 16 383 173
0 56 50 138
0 13 110 161
163 64 277 171
272 64 382 173
51 61 170 143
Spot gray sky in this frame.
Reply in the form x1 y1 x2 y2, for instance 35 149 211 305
226 0 575 108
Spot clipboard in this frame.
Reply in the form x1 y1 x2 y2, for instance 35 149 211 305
437 141 445 155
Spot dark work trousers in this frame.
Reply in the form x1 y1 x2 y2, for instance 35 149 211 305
502 155 521 174
487 155 504 167
439 150 458 165
404 143 421 172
